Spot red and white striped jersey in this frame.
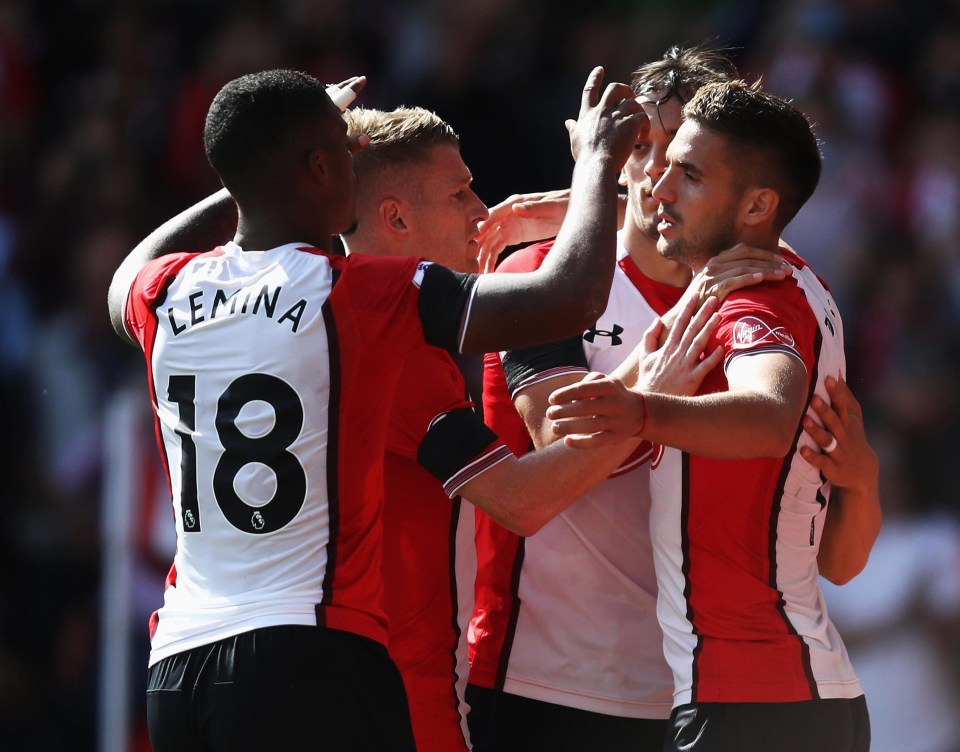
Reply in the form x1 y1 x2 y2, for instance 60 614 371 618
382 343 493 752
649 249 863 705
470 239 681 718
121 241 477 666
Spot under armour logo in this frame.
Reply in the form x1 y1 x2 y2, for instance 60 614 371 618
583 324 624 346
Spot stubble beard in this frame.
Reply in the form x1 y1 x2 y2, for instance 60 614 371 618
657 215 738 272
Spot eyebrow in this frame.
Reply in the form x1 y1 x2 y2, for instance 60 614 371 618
448 172 473 189
674 157 702 177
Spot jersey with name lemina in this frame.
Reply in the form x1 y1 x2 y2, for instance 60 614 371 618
122 241 477 666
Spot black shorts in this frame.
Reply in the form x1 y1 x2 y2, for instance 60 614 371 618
146 625 415 752
465 683 669 752
665 696 871 752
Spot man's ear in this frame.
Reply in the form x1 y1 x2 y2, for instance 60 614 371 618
307 149 331 184
740 186 779 228
379 198 408 234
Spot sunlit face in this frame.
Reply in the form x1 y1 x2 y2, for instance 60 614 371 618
622 92 685 241
651 120 741 271
401 143 488 273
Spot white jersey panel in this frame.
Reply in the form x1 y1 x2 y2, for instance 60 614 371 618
503 244 673 718
149 242 335 664
776 263 859 699
647 443 696 705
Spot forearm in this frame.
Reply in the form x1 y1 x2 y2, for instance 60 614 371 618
539 152 621 325
514 374 584 450
461 154 620 352
131 188 237 265
817 482 882 585
108 189 238 341
461 436 639 536
642 390 800 459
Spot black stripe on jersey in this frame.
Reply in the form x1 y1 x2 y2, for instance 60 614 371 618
767 324 824 700
494 536 526 691
417 407 499 486
681 451 704 703
318 278 342 617
445 498 468 736
501 335 587 395
418 264 479 352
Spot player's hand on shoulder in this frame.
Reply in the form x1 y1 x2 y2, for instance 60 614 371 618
689 243 791 305
476 189 570 273
634 295 723 396
800 377 879 493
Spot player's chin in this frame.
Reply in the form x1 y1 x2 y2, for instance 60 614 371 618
465 242 480 272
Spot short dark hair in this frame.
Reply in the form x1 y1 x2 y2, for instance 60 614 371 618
204 69 333 193
683 80 822 229
631 45 740 103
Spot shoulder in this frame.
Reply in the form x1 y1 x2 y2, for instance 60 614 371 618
335 252 421 279
133 249 219 305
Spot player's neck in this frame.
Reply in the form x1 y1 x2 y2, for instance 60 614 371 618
234 208 333 253
340 229 409 259
621 223 690 288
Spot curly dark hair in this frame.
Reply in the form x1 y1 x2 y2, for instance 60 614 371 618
203 68 334 194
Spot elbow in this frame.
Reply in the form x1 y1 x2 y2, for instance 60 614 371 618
556 272 612 334
499 510 548 538
821 567 859 587
820 544 874 586
577 290 608 330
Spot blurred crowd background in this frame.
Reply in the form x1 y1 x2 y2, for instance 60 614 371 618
1 0 959 750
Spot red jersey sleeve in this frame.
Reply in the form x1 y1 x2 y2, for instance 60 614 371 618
714 278 817 378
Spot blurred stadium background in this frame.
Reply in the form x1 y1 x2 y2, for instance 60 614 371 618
1 1 958 750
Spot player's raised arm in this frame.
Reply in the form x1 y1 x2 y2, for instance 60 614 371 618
460 67 647 353
107 188 239 344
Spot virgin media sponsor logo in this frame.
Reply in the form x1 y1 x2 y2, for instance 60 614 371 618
732 316 796 349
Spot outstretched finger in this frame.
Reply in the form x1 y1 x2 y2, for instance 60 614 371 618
694 345 724 379
684 309 721 362
679 296 719 352
671 293 701 335
477 234 505 273
340 75 367 94
798 440 833 472
824 376 861 419
642 316 664 354
549 414 613 436
547 375 610 405
563 432 617 450
808 392 845 439
580 66 605 113
802 411 835 451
